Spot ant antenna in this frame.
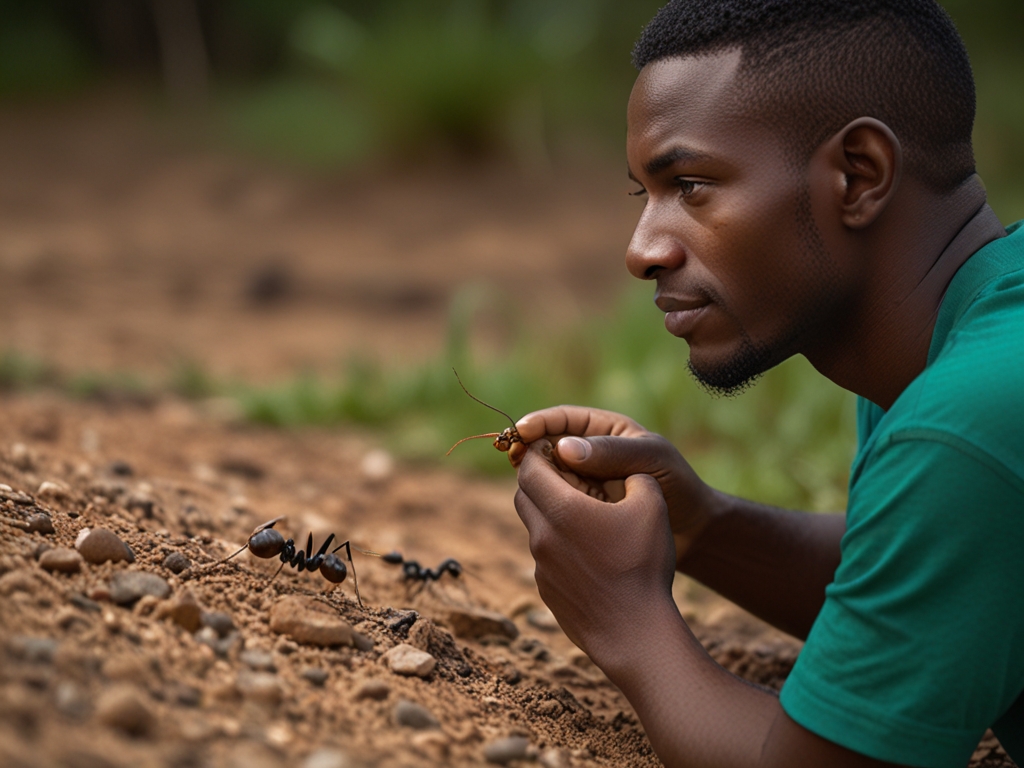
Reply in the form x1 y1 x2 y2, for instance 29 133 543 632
452 369 517 429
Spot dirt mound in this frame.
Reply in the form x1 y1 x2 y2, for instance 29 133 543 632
0 394 1015 767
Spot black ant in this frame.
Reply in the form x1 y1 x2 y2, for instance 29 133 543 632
210 517 362 606
446 369 523 458
359 548 466 597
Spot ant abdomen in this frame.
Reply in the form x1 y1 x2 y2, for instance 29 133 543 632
249 528 285 558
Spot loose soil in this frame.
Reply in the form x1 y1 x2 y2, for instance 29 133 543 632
0 97 1017 767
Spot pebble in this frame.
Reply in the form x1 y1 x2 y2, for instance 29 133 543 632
538 748 567 768
155 590 202 632
39 548 82 574
237 670 283 706
8 636 59 663
24 514 55 534
240 649 276 672
483 736 533 765
359 448 394 483
302 749 352 768
301 667 329 687
353 678 390 701
384 643 436 678
162 552 190 574
37 481 69 501
201 611 235 638
526 607 560 632
55 681 91 720
33 543 53 559
109 571 171 605
76 528 135 565
269 596 354 647
393 699 440 730
447 606 519 640
10 442 34 471
96 685 156 738
108 460 134 477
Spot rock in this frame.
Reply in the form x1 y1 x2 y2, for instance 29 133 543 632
301 667 329 687
302 749 352 768
384 643 436 678
11 442 33 471
33 542 53 560
39 548 82 574
526 607 560 632
352 630 374 652
236 671 283 706
360 449 394 483
155 590 202 632
269 596 354 647
240 650 276 672
353 678 390 701
483 736 533 765
447 606 519 640
201 611 235 638
76 528 135 565
109 571 171 605
108 460 134 477
24 514 55 534
538 748 567 768
162 551 190 574
37 481 69 501
96 685 156 738
393 699 439 729
8 636 59 663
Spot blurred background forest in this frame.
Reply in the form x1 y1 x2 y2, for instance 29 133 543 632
1 0 1023 511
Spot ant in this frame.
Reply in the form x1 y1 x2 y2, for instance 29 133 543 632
446 369 523 460
359 548 466 597
209 517 362 606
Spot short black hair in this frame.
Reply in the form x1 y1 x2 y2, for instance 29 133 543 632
633 0 976 190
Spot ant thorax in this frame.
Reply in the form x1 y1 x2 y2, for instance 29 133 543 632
492 427 522 453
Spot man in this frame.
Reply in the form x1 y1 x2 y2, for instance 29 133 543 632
511 1 1024 766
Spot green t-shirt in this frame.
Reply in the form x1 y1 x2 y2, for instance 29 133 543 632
779 220 1024 767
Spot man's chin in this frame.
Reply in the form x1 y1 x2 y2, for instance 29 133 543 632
687 341 778 397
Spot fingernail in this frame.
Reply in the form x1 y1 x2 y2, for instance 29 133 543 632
559 437 591 462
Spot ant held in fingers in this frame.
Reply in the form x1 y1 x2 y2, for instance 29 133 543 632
446 369 523 459
210 517 362 606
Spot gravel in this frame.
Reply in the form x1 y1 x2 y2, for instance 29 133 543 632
109 571 171 605
393 699 439 730
76 528 135 565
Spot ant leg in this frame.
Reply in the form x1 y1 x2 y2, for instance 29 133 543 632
265 561 286 586
210 543 249 567
315 533 335 558
331 541 362 608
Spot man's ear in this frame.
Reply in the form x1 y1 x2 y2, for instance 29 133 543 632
818 117 902 229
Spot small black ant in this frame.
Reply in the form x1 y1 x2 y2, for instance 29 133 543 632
359 548 466 597
446 369 523 458
210 517 362 606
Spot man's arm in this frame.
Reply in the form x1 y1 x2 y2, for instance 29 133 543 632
515 442 901 768
515 405 844 639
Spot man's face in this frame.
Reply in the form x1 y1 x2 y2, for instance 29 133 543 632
626 51 842 394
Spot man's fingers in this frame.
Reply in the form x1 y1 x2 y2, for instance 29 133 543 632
515 406 644 443
553 434 668 480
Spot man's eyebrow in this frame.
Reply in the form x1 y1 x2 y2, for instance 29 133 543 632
643 146 712 176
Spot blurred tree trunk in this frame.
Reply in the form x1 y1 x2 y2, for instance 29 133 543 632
149 0 209 102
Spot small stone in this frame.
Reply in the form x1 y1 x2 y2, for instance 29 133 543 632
538 748 567 768
360 449 394 483
55 681 91 720
39 547 83 574
76 528 135 565
301 667 329 686
353 678 390 701
37 481 69 501
201 611 235 638
411 731 450 760
526 607 560 632
236 670 282 706
109 571 171 605
352 631 374 652
269 596 354 647
394 699 439 729
96 685 156 738
384 643 436 678
8 636 59 663
33 543 53 560
162 551 190 574
109 460 134 477
11 442 33 470
447 606 519 640
25 514 55 534
155 590 202 632
240 649 276 671
483 736 532 765
302 748 352 768
171 684 202 707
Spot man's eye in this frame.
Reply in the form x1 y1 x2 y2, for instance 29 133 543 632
675 179 703 196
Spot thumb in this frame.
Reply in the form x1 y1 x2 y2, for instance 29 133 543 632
553 435 664 479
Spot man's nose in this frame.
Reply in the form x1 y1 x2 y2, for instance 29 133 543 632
626 206 686 280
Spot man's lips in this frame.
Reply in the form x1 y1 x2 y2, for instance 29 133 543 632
656 294 712 338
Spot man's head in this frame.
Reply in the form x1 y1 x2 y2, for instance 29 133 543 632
626 0 978 394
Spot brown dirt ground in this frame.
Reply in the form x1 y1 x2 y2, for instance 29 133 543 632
0 97 1017 767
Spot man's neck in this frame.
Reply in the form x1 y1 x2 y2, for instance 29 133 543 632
808 175 1006 410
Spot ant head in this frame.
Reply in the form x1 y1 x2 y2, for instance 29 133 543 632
320 553 348 584
248 528 285 559
382 551 404 565
442 559 463 578
493 428 521 452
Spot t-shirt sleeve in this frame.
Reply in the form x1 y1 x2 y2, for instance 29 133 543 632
780 432 1024 768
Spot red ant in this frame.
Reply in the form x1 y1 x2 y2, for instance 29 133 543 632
446 369 524 462
210 517 362 606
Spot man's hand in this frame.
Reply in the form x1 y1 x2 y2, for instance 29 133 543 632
514 405 721 565
514 439 677 659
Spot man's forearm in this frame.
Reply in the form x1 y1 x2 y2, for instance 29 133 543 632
679 494 845 639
